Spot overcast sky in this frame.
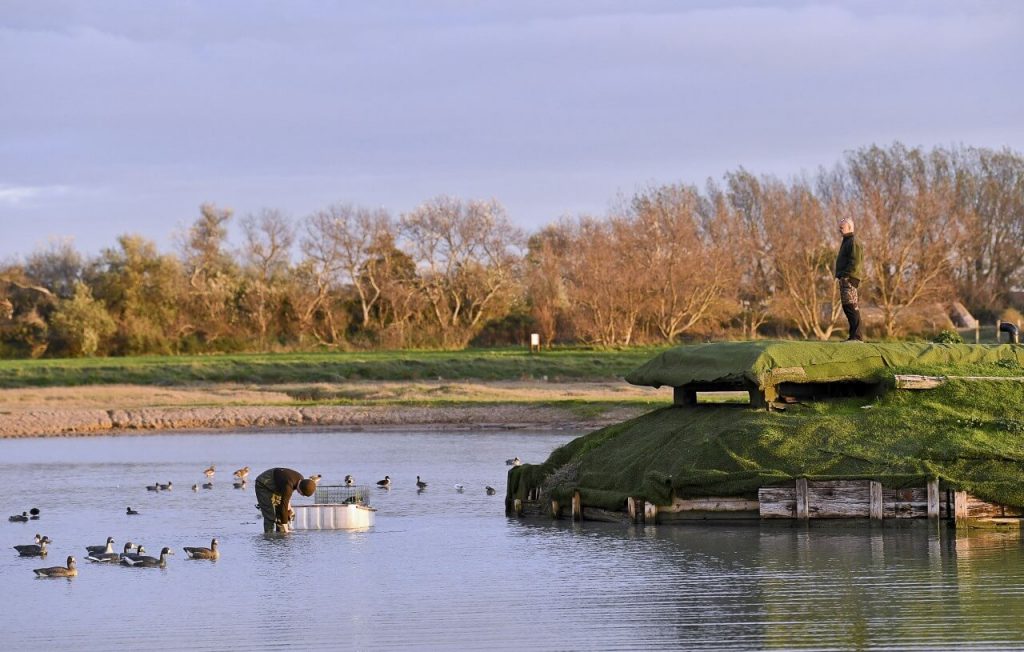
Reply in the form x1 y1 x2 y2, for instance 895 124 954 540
2 1 1022 260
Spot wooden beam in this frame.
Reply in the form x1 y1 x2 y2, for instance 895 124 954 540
927 478 939 520
869 481 883 521
795 478 809 520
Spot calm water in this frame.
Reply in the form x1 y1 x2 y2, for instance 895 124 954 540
3 429 1024 651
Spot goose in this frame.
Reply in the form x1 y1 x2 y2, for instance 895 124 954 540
126 506 139 515
146 482 160 491
505 457 521 467
13 533 43 552
485 486 497 495
202 481 214 489
203 465 216 478
87 541 135 563
122 547 173 568
344 474 354 487
416 476 428 490
233 466 250 480
376 475 391 489
232 480 247 489
34 556 77 578
454 484 464 493
15 536 51 557
9 511 29 522
158 481 173 491
183 538 219 560
86 537 115 556
122 545 147 562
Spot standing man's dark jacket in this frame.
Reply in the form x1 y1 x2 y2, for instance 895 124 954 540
835 233 863 283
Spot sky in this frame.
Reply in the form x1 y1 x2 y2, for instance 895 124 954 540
1 1 1023 260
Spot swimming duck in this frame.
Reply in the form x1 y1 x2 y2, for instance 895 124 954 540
126 506 139 515
505 457 521 467
87 541 135 563
158 481 173 491
122 547 173 568
15 536 51 557
203 465 216 479
9 511 29 522
454 484 465 493
344 474 354 487
202 481 214 489
416 476 428 490
146 482 160 491
34 556 76 578
376 475 391 489
86 537 115 556
232 479 247 489
233 466 250 480
183 538 219 560
485 486 497 495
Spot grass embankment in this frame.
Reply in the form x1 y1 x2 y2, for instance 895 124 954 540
0 347 669 388
512 350 1024 510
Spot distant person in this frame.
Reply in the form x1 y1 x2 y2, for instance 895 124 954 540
254 468 319 533
835 217 864 341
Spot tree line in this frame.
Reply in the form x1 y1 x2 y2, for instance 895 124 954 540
1 142 1022 357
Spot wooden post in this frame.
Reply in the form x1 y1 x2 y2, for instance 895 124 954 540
627 497 637 522
869 481 883 521
975 321 980 344
633 498 646 524
513 498 523 517
927 478 940 520
954 491 969 528
795 478 809 520
572 490 582 522
997 320 1002 344
551 499 560 520
644 502 658 524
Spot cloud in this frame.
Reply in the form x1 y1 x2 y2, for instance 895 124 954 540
0 184 70 205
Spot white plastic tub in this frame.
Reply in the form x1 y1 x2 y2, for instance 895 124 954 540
292 503 376 530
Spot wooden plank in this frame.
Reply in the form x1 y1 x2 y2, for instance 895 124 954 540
663 497 761 513
927 478 939 519
795 478 809 520
758 487 796 518
807 480 870 518
895 374 946 389
869 481 883 520
883 487 928 519
581 506 629 524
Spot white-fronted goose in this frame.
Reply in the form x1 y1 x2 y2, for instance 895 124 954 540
183 538 219 560
34 556 76 577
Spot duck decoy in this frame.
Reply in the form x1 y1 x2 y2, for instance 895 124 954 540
232 481 246 489
233 466 250 480
87 541 135 563
192 484 199 492
344 474 355 487
485 486 497 495
126 506 140 515
158 481 173 491
13 533 43 552
416 476 428 490
146 482 160 491
376 475 391 489
121 547 173 568
9 511 29 522
29 507 40 520
505 457 521 466
183 538 219 560
85 537 115 556
122 545 147 562
34 556 77 578
454 484 465 493
14 536 51 557
202 481 214 489
203 465 216 479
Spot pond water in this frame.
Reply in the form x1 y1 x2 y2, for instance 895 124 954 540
3 429 1024 651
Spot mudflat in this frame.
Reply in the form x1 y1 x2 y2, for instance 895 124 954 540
0 380 667 437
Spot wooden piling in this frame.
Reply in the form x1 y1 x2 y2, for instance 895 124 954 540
551 499 560 520
869 481 883 521
572 490 582 522
795 478 809 520
644 502 658 524
954 491 969 527
513 498 523 517
927 478 940 520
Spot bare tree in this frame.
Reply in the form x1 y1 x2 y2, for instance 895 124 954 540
239 209 295 346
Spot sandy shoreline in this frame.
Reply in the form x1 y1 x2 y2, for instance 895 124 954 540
0 380 666 438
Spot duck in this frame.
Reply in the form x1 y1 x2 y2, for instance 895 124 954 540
122 547 173 568
183 538 219 560
233 466 250 480
485 486 497 495
14 536 51 557
376 475 391 489
505 457 521 467
158 481 173 491
9 511 29 522
192 484 199 492
126 506 140 515
85 537 115 556
146 482 160 492
87 541 135 563
416 476 428 490
34 556 77 578
454 484 465 493
203 465 216 479
232 480 247 489
202 481 214 489
344 474 355 487
12 533 43 552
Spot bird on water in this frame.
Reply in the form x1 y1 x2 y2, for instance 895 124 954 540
505 457 521 467
14 536 50 557
233 466 250 480
34 556 77 578
203 465 216 479
158 481 173 491
122 547 174 568
87 541 136 563
183 538 219 560
85 537 115 556
9 511 29 522
376 475 391 489
416 476 428 490
485 486 497 495
126 506 140 515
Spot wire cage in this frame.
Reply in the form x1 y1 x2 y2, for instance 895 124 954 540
314 485 371 506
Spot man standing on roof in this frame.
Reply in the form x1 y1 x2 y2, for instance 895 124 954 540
254 467 319 533
835 217 864 341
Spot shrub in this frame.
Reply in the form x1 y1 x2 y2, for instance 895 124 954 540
933 329 964 344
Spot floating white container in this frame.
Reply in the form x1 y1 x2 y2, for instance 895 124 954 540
292 503 376 530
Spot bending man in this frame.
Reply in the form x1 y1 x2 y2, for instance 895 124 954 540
254 467 318 533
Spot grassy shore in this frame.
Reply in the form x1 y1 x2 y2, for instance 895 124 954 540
0 346 670 388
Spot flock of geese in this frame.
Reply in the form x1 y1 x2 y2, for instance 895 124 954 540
12 534 220 578
144 465 250 494
369 474 497 495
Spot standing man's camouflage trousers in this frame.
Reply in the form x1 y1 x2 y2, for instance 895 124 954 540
839 277 862 340
255 469 285 533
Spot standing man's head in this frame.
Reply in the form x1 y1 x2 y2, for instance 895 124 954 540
839 218 855 235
